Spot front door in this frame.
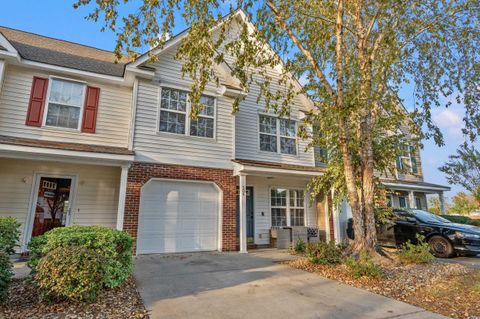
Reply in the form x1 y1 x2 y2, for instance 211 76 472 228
31 177 72 238
237 186 254 240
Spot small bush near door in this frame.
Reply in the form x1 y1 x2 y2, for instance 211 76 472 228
28 226 133 289
35 246 104 302
0 217 21 303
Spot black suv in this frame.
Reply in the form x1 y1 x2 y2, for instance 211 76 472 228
347 208 480 258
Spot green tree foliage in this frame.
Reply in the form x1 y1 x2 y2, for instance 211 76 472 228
74 0 480 252
448 192 479 215
428 197 444 215
439 144 480 195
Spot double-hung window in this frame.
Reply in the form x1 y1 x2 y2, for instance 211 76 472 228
259 114 297 155
159 87 215 138
190 95 215 138
45 78 86 129
271 188 305 227
396 143 418 174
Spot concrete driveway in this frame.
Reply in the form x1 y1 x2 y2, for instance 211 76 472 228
439 254 480 269
134 250 448 319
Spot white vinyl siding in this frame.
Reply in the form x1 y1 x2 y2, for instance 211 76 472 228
0 158 121 250
246 175 316 245
0 65 132 147
133 47 234 169
234 71 314 166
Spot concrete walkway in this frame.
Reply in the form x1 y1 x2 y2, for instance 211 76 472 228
134 250 449 319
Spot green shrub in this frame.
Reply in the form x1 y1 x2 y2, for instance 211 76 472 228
0 253 12 303
306 241 343 265
396 235 435 264
36 246 104 301
345 252 383 278
469 219 480 227
0 217 21 255
0 217 20 304
293 239 306 254
28 226 133 288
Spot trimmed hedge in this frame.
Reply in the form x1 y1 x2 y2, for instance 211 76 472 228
36 246 105 301
28 226 133 288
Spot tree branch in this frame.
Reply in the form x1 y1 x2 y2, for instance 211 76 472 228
266 0 337 101
295 7 356 35
398 7 472 50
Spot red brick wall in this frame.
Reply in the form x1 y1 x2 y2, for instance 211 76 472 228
124 162 237 252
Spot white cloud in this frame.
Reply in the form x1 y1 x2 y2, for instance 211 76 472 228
433 109 463 138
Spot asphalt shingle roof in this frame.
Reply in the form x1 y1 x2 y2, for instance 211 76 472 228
0 26 130 77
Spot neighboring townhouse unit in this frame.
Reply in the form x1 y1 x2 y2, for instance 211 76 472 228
0 27 153 251
0 11 450 255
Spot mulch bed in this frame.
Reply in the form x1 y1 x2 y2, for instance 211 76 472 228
285 258 479 319
0 277 149 319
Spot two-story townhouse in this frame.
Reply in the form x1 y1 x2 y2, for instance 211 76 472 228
119 12 332 254
0 27 154 251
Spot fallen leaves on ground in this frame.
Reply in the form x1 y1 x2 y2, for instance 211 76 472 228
285 258 478 319
0 277 149 319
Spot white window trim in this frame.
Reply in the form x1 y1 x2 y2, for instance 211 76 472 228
269 187 306 227
157 87 217 139
397 144 416 174
258 113 298 155
42 76 87 132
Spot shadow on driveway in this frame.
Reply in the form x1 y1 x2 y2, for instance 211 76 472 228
134 250 449 319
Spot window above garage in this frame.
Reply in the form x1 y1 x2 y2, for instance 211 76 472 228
158 87 216 138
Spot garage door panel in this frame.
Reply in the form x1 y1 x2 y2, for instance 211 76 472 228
137 180 220 254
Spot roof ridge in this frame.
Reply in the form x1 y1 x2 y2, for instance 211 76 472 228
0 25 117 55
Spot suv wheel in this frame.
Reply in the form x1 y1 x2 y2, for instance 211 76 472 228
428 235 454 258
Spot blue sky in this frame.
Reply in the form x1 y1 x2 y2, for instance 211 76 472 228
0 1 471 200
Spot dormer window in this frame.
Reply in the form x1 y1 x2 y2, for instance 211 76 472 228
159 87 215 138
259 114 297 155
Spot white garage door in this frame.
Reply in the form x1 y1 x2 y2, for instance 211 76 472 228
137 180 220 254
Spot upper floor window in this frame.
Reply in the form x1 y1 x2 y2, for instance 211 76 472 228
396 144 418 174
45 78 85 129
271 188 305 227
159 88 215 138
259 114 297 155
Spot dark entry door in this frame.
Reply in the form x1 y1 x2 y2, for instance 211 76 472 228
237 186 254 238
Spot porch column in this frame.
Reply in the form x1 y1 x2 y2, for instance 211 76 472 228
239 174 248 253
408 191 416 208
116 163 131 231
439 191 446 214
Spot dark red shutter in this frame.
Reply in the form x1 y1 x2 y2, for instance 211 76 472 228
81 86 100 133
25 77 49 127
